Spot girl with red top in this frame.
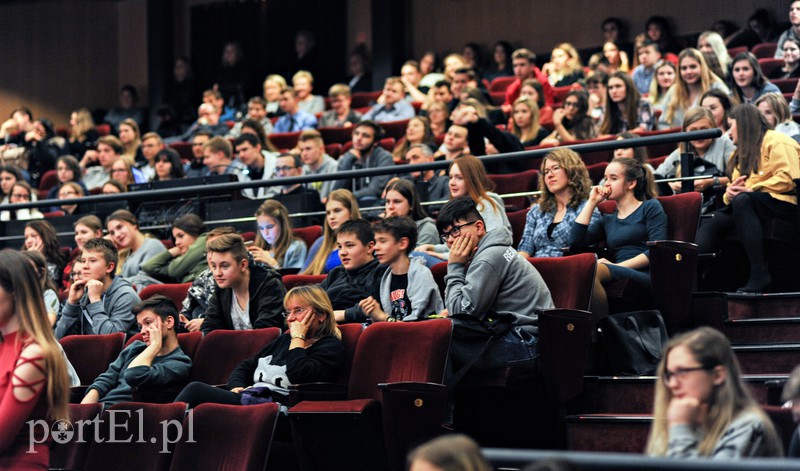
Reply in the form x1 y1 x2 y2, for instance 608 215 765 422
0 250 69 469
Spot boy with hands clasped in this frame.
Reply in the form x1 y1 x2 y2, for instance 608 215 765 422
359 216 444 322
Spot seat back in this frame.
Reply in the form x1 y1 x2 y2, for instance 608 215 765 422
597 193 702 243
190 328 282 384
347 319 453 401
281 274 326 291
292 225 323 249
489 76 516 92
50 403 103 471
337 323 365 385
380 119 411 140
507 208 530 249
138 283 192 309
586 161 608 185
319 126 354 145
751 42 778 58
126 331 203 361
83 402 187 471
269 131 301 151
487 169 538 211
758 58 785 77
59 333 125 385
169 402 278 471
38 169 58 191
772 77 799 93
430 262 447 299
529 253 597 311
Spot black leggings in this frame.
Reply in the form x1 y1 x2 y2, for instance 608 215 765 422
697 192 797 269
174 381 242 409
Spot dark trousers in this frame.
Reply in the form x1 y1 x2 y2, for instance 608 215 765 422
174 381 242 408
697 192 797 277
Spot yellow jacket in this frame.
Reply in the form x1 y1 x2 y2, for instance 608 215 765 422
724 130 800 206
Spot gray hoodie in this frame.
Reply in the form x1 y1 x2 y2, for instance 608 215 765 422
379 257 445 321
55 276 142 339
444 227 554 326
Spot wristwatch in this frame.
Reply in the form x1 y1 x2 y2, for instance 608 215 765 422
713 176 721 188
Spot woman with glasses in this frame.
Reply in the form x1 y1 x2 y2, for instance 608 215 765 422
0 181 44 221
57 182 85 215
646 327 782 458
175 285 343 408
541 90 597 145
518 149 600 258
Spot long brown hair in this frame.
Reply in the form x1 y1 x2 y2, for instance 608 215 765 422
600 72 641 135
611 157 657 201
665 49 723 125
537 148 593 213
0 250 69 422
726 104 769 178
302 189 361 275
255 200 298 267
449 155 498 212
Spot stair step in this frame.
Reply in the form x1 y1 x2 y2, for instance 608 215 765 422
723 317 800 343
733 344 800 375
726 292 800 320
565 414 651 452
574 375 786 414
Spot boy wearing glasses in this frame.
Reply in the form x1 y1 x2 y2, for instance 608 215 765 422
359 216 444 322
201 233 286 335
437 196 553 383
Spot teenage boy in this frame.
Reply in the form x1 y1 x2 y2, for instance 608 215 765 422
359 216 443 322
81 295 192 405
334 120 395 206
632 39 662 95
203 136 254 198
299 129 338 202
320 219 387 323
201 233 286 334
437 196 554 381
79 135 123 190
56 238 141 339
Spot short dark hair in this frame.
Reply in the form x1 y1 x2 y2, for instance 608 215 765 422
434 80 452 90
132 294 179 324
277 152 302 168
638 38 660 53
83 238 119 278
436 196 484 233
172 213 206 238
234 133 261 148
454 67 476 80
373 216 417 255
354 120 382 140
11 107 33 120
336 219 374 246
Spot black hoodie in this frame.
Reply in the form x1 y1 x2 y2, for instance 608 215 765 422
320 258 387 323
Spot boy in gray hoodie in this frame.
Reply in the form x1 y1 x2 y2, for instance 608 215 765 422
56 238 141 339
359 216 444 322
437 196 554 382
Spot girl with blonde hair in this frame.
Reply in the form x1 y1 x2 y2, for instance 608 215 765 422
659 48 729 129
302 189 361 275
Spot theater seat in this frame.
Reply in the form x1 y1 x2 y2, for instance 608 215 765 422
752 42 778 59
138 282 192 309
319 127 354 145
586 162 608 185
289 319 453 471
529 253 597 311
758 58 785 78
168 402 279 471
125 331 203 361
269 131 301 150
59 333 125 389
507 208 530 249
82 402 187 471
49 403 103 471
281 274 326 291
487 169 538 212
489 76 516 92
380 119 411 140
190 328 282 385
292 225 322 248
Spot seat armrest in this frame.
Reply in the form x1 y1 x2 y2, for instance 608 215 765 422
131 382 187 404
287 382 348 405
378 382 446 393
562 246 608 258
70 385 89 403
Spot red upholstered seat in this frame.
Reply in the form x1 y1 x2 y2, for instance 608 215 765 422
83 402 187 471
292 225 322 248
190 328 281 385
168 142 193 161
168 402 279 471
586 161 608 185
49 403 103 471
318 126 353 145
351 91 382 108
507 208 530 249
487 169 538 212
59 333 125 387
281 274 326 291
773 78 799 93
380 119 411 140
752 42 778 58
324 143 342 159
727 45 748 57
289 319 453 470
489 76 516 92
758 58 785 78
269 131 301 151
38 169 58 193
138 282 192 309
529 253 597 311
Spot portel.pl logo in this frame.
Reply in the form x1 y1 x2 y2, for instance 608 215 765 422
26 409 195 454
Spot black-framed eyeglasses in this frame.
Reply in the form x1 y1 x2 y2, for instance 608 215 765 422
563 101 580 108
275 165 296 172
663 366 711 382
440 220 477 243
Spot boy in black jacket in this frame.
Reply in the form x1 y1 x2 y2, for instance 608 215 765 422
320 219 387 323
201 233 286 334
